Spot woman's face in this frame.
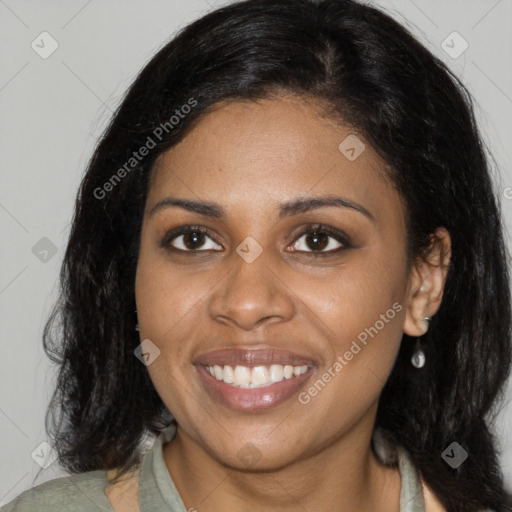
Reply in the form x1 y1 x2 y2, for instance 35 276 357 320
135 94 425 470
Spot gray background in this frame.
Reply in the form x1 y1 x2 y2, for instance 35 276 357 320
1 0 511 505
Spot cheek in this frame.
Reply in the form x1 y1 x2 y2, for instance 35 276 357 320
297 257 406 432
295 249 406 342
290 252 407 415
134 251 207 423
135 237 204 338
135 242 189 360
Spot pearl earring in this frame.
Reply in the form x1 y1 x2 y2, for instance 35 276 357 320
411 316 431 369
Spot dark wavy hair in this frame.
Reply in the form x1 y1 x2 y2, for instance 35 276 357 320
41 0 512 510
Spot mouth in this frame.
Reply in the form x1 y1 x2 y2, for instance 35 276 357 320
194 348 316 412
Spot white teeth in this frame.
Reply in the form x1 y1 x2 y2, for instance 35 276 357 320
223 365 234 384
205 364 309 388
234 365 251 386
269 364 284 382
251 366 270 386
214 365 223 380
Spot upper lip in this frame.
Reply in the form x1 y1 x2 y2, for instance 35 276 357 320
193 348 317 368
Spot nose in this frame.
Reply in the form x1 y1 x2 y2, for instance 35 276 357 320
209 250 296 331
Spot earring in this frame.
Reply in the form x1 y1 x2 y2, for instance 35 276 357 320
411 316 431 369
135 309 139 332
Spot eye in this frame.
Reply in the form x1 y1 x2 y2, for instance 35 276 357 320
160 223 352 255
161 226 223 252
289 224 351 254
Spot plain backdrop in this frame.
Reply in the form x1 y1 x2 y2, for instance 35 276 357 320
1 0 511 505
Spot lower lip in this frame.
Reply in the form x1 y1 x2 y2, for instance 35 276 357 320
196 365 314 412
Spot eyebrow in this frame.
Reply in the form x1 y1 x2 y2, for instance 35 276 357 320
148 195 375 222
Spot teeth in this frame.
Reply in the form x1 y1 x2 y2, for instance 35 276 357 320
223 365 234 384
214 365 223 380
234 365 251 386
206 364 308 388
251 366 269 386
269 364 284 382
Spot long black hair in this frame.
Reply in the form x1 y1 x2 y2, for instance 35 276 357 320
41 1 512 510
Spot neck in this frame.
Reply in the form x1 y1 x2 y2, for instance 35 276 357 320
163 414 401 511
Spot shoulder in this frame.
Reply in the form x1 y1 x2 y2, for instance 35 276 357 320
104 468 140 512
421 478 495 512
421 478 447 512
0 471 113 512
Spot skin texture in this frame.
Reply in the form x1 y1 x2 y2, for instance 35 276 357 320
134 94 451 512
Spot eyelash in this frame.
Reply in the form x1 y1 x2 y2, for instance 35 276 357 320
160 223 353 256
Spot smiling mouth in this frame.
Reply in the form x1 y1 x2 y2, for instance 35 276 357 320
194 347 317 411
205 364 310 388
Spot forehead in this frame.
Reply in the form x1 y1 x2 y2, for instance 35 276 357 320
146 94 402 223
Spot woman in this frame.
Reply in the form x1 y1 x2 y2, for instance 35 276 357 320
2 0 511 511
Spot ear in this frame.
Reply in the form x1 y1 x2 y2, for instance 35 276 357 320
403 227 452 336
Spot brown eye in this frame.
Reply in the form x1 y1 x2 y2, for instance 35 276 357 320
182 231 206 250
289 224 351 254
161 226 223 252
304 231 330 251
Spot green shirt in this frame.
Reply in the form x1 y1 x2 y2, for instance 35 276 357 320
1 426 426 511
